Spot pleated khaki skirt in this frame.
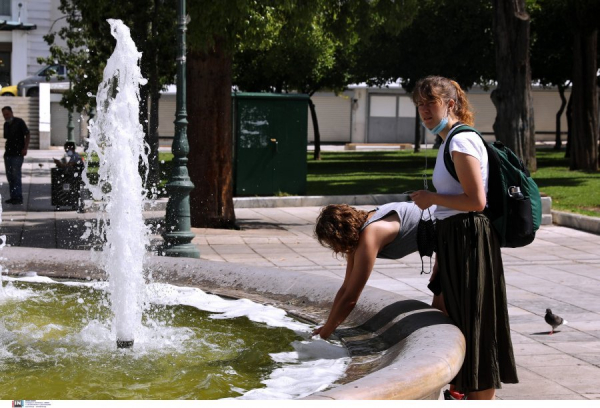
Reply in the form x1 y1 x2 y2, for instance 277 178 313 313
435 212 519 393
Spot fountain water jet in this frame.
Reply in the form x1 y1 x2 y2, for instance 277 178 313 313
82 19 149 349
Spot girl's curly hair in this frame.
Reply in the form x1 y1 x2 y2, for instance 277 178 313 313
314 204 370 256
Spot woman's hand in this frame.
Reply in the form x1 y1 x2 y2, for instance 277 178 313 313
312 325 333 339
410 190 436 210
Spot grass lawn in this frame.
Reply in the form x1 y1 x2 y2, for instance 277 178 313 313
532 149 600 217
130 147 598 218
306 147 600 218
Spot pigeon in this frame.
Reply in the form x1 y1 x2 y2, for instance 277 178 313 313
545 308 568 335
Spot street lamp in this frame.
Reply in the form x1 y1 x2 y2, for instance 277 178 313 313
162 0 199 258
67 102 75 143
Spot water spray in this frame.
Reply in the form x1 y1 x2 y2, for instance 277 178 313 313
82 19 150 350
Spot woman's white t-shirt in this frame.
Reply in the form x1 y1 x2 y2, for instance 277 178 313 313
432 128 489 220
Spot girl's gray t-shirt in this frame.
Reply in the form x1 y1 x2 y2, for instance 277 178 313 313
360 201 430 260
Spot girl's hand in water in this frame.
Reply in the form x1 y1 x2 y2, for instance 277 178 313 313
312 325 333 339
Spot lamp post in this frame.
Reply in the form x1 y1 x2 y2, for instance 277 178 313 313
162 0 199 258
67 105 75 143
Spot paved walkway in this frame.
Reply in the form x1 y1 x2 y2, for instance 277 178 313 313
1 150 600 400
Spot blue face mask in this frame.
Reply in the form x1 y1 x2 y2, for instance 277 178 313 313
421 115 448 135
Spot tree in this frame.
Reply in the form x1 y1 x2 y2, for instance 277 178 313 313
353 0 495 151
41 0 177 188
186 0 420 227
530 0 572 151
234 1 419 160
185 1 280 228
491 0 536 171
569 0 599 171
233 7 354 161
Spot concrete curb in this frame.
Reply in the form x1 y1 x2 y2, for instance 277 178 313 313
144 194 412 212
233 193 412 208
552 210 600 235
2 246 465 401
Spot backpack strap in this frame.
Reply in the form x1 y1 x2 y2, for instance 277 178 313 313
443 124 487 183
443 125 504 224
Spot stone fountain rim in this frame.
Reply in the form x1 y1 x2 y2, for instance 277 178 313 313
2 246 465 400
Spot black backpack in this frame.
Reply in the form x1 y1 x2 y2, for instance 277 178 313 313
443 125 542 248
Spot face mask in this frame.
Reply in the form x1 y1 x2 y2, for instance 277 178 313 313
417 208 437 275
421 115 448 135
421 102 451 135
66 150 74 157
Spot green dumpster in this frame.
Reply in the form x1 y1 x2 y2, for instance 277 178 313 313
233 92 309 196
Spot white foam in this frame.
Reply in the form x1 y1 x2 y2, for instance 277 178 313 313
2 276 349 399
146 282 310 332
237 358 349 399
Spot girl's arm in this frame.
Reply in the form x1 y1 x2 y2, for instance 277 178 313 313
313 226 381 339
410 152 486 212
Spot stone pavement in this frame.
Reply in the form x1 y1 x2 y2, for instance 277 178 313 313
1 150 600 400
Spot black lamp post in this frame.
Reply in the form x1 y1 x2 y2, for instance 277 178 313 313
67 104 75 143
162 0 199 258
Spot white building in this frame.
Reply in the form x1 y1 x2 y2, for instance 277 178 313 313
0 0 73 150
154 86 572 147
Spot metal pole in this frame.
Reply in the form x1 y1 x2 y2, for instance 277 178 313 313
67 108 75 143
162 0 199 258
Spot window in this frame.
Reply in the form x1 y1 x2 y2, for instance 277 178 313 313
0 0 10 17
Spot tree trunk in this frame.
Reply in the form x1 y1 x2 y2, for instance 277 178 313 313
413 106 421 153
145 0 161 191
308 98 321 160
490 0 536 171
565 92 573 158
554 84 567 150
147 82 161 191
187 39 236 228
138 84 150 186
569 27 598 171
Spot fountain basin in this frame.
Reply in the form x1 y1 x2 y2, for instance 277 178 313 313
2 246 465 400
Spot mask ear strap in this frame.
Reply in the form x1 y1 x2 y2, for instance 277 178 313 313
420 208 427 275
419 207 435 275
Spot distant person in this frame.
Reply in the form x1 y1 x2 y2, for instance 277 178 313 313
54 142 83 174
410 75 518 400
312 202 432 339
2 106 30 205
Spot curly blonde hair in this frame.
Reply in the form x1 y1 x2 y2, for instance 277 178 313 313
412 75 475 126
314 204 370 256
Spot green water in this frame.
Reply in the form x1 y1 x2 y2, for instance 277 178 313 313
0 280 302 399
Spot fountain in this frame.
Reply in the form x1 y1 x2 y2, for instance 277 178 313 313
0 19 351 399
0 16 466 400
81 19 150 349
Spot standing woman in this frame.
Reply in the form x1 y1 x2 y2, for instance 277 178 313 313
410 76 518 400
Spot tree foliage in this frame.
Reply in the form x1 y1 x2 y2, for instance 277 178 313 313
41 0 176 114
531 0 599 170
355 0 495 92
530 0 572 151
41 0 178 188
185 0 421 227
352 0 494 151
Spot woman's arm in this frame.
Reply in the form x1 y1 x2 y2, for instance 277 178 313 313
410 152 486 212
313 226 381 339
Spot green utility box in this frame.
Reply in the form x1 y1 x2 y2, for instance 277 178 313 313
233 92 309 196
